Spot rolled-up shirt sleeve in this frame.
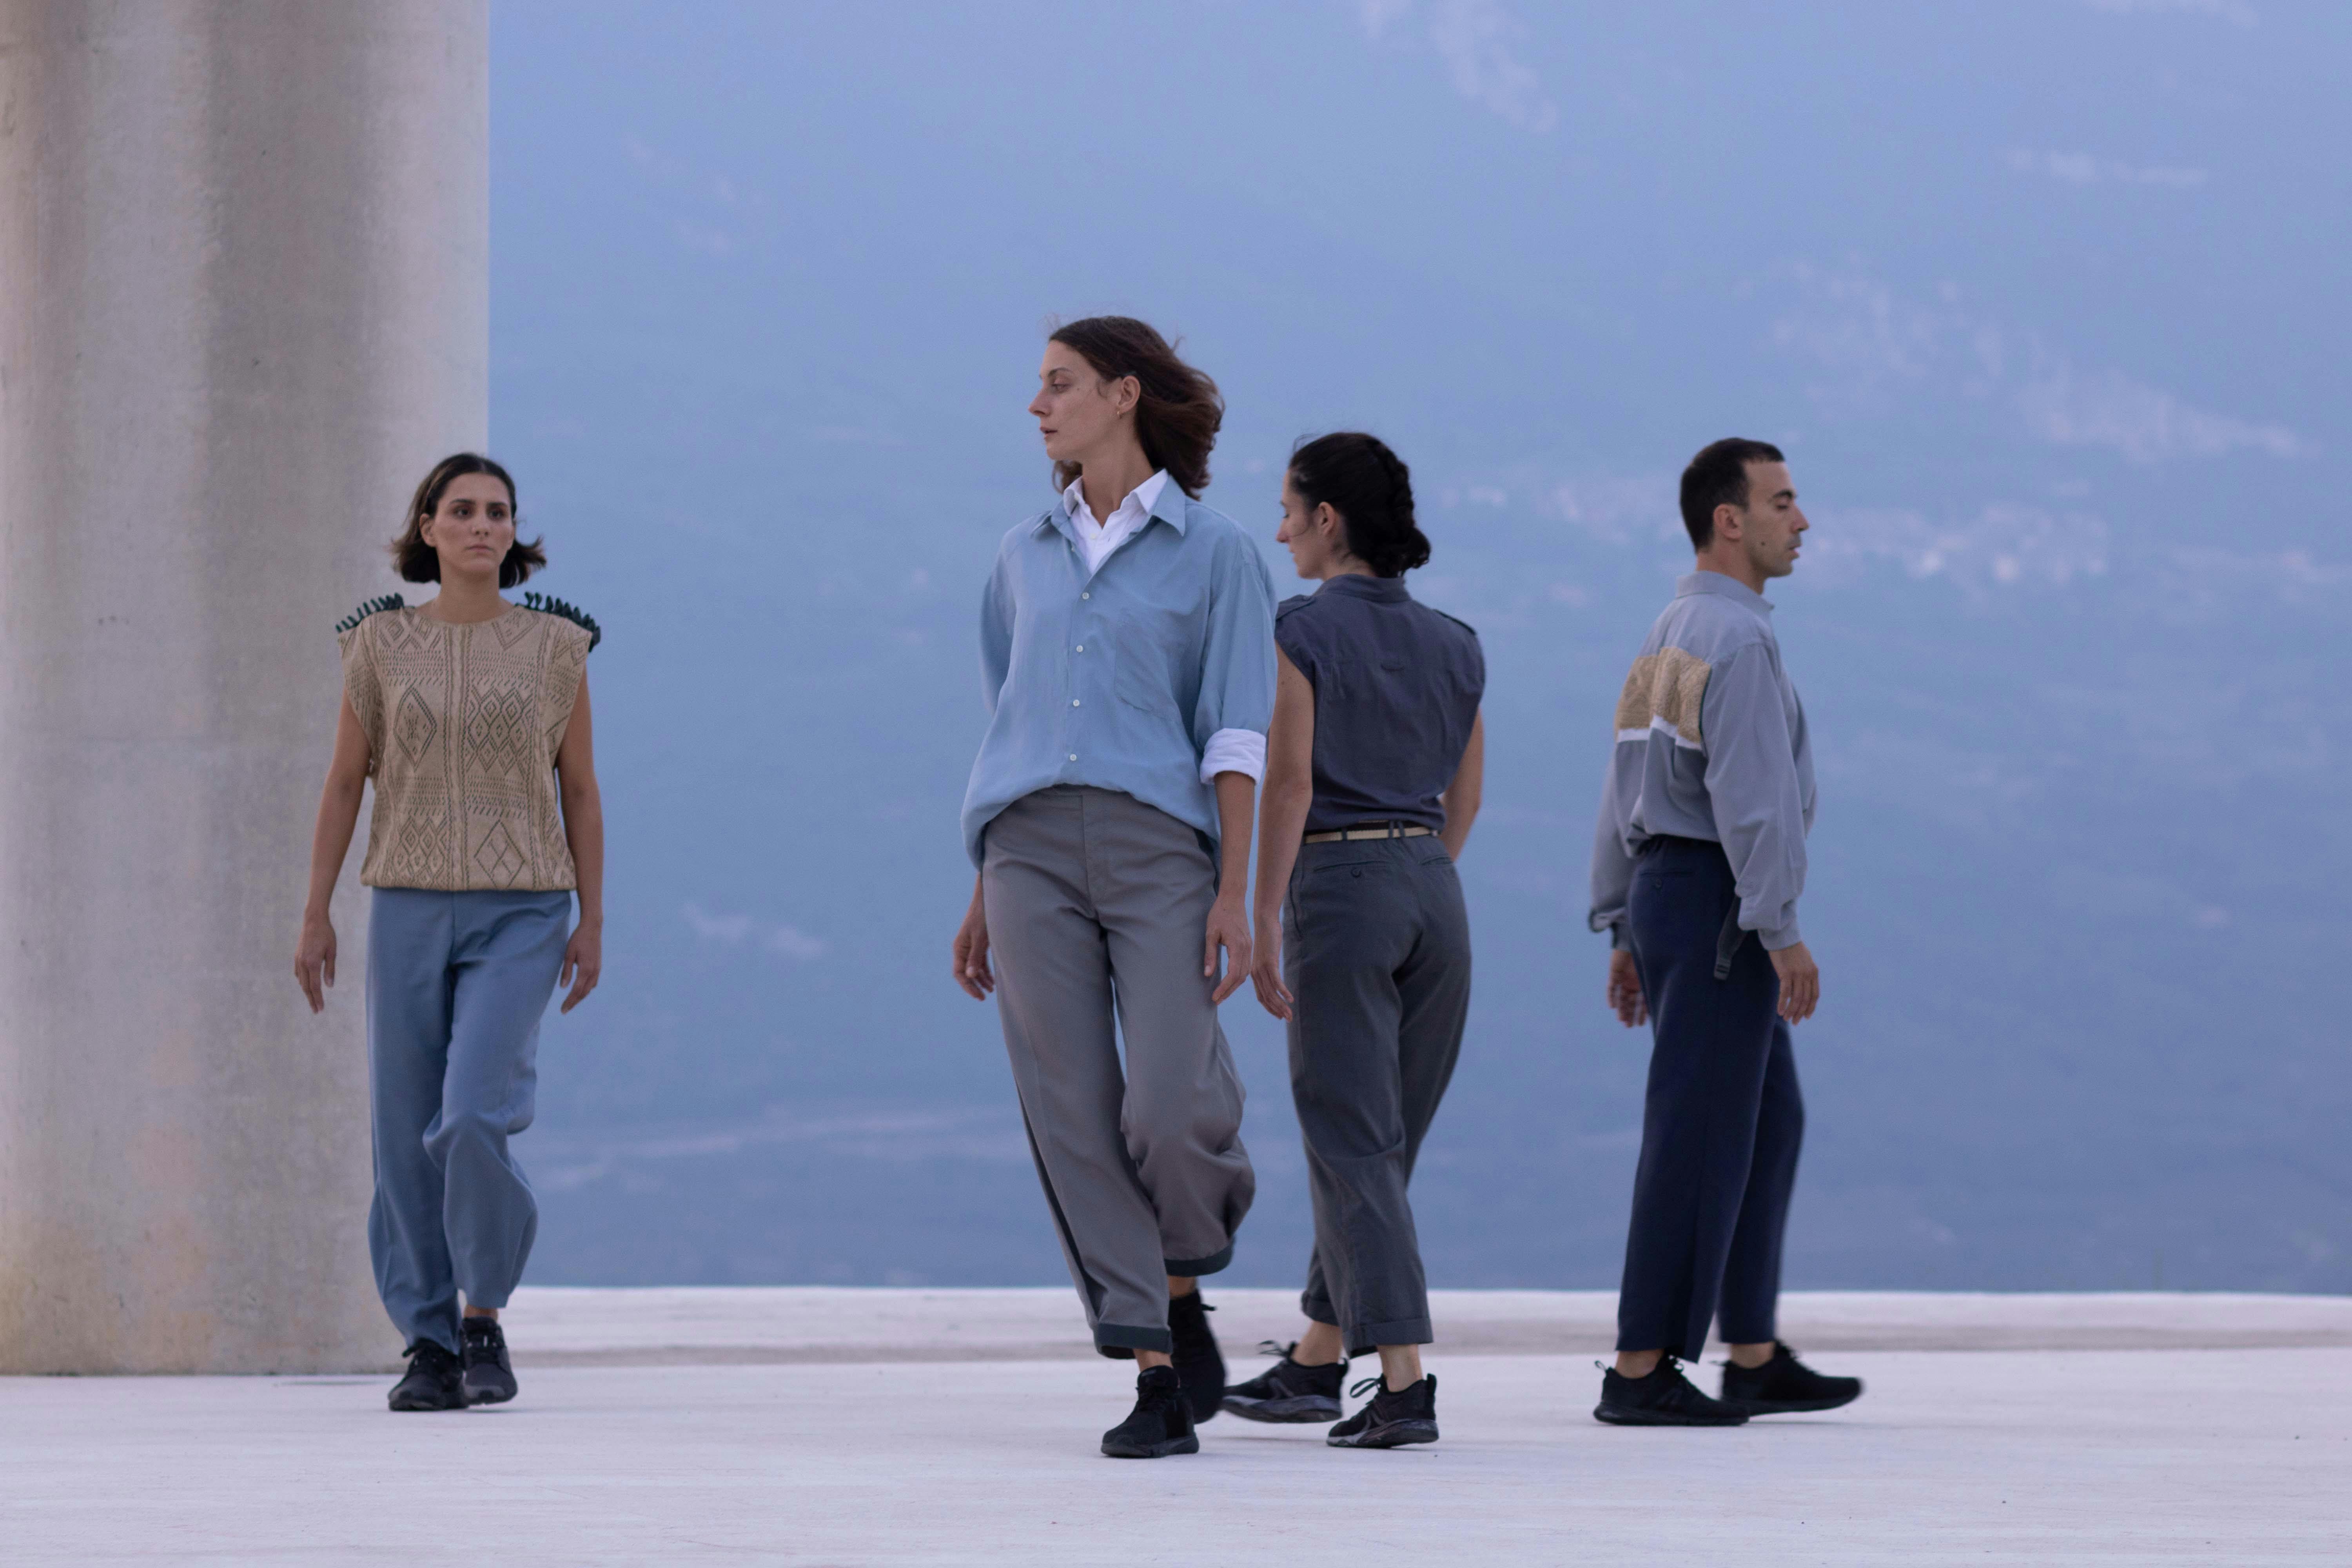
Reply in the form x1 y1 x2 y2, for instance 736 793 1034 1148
1200 728 1266 784
1700 644 1809 949
1191 535 1278 770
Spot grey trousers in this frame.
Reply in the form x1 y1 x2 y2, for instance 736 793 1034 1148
366 887 570 1354
1284 835 1471 1354
982 787 1255 1357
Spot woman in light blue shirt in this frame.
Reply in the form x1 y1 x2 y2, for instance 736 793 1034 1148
951 316 1276 1459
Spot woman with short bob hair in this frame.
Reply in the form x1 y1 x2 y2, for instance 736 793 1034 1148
296 452 605 1414
1223 432 1485 1450
953 317 1276 1458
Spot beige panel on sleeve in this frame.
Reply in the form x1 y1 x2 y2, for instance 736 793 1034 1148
1612 646 1713 750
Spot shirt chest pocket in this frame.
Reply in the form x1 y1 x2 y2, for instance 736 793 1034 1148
1110 602 1203 719
1114 641 1183 718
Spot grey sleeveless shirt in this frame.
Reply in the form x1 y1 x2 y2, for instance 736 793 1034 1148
1274 574 1484 835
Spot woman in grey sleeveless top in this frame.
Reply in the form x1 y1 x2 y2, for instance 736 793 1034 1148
1226 433 1486 1450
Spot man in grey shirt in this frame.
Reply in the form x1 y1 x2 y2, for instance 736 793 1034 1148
1585 438 1863 1426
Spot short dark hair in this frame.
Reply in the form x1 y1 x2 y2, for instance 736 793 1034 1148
1047 317 1224 498
1287 432 1430 578
391 452 545 588
1679 438 1786 550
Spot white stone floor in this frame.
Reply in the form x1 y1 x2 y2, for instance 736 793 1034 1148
5 1290 2350 1565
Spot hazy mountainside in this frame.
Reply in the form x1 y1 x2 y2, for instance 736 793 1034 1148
481 2 2351 1292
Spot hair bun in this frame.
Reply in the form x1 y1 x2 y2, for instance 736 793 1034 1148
1289 432 1429 577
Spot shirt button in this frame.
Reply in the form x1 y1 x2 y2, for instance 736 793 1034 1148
1081 592 1091 600
1067 753 1078 761
1071 699 1081 707
1074 645 1083 652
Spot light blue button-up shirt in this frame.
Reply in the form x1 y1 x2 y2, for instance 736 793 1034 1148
961 477 1278 867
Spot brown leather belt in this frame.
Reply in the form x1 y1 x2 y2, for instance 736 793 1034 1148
1302 822 1436 844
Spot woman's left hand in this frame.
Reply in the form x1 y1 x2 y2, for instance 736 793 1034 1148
1248 911 1292 1021
560 921 603 1013
1202 892 1252 1004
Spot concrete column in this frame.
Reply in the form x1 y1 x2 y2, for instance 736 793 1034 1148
0 1 487 1372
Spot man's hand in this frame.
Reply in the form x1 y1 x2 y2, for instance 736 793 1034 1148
1769 940 1819 1023
1607 949 1647 1028
1203 892 1252 1004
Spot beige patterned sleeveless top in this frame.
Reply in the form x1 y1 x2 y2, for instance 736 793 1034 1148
339 603 595 891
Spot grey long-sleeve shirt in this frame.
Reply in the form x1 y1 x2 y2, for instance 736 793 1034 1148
1588 571 1815 951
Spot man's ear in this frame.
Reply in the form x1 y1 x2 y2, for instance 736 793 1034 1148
1713 502 1744 542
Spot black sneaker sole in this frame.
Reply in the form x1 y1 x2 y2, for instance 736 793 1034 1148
1100 1432 1201 1459
1327 1418 1438 1449
463 1377 517 1406
388 1388 466 1412
1593 1401 1748 1426
1722 1388 1862 1415
1221 1393 1344 1424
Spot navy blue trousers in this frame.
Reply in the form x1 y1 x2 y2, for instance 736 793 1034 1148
1615 837 1805 1361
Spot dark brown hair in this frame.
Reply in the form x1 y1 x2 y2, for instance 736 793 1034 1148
391 452 544 588
1679 438 1786 550
1047 317 1223 498
1288 432 1430 578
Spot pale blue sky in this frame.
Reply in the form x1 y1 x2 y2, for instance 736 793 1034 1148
486 2 2350 1290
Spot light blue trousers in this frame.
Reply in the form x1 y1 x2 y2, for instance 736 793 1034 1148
366 887 571 1353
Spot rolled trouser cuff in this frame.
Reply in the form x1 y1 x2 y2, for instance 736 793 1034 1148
1344 1316 1434 1358
1093 1322 1174 1359
1165 1243 1234 1277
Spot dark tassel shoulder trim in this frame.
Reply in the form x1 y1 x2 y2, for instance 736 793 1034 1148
523 591 603 652
334 593 405 634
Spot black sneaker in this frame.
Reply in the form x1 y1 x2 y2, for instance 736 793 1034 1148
1101 1365 1199 1459
1327 1373 1439 1449
1167 1290 1225 1424
1593 1357 1750 1426
1221 1340 1347 1424
1720 1342 1862 1415
460 1316 518 1406
388 1339 465 1412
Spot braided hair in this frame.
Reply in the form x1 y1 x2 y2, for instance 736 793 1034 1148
1287 432 1430 578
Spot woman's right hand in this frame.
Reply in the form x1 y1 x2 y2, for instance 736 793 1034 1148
952 889 995 1000
1249 911 1292 1021
296 911 338 1014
